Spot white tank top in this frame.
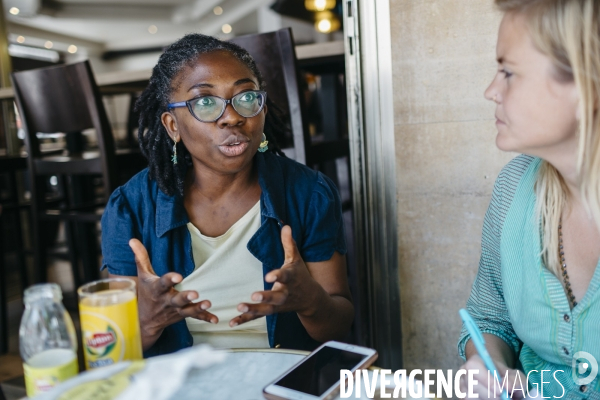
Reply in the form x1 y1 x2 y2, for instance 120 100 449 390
175 200 269 349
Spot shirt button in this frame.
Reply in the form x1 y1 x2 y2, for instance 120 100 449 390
563 314 570 322
580 385 587 393
563 347 569 355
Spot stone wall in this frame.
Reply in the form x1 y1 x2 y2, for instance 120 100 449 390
388 0 515 371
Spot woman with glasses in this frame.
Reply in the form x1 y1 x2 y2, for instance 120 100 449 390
100 34 353 356
458 0 600 397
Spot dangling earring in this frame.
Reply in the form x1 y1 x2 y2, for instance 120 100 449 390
258 133 269 153
171 140 178 165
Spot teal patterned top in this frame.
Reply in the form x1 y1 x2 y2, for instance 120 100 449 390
458 155 600 399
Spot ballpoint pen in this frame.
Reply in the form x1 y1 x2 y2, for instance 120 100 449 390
459 308 511 400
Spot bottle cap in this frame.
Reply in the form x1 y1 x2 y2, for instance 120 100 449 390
23 283 62 304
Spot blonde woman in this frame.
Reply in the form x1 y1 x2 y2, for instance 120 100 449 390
458 0 600 398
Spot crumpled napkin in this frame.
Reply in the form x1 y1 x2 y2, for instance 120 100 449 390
116 345 227 400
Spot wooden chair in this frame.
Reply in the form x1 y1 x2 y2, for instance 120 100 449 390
230 29 346 166
231 30 357 343
11 61 120 287
0 155 28 354
231 28 307 162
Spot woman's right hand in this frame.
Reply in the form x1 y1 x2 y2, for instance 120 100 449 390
459 355 527 399
129 239 218 351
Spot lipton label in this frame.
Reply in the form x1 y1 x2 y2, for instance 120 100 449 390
84 325 118 365
87 331 116 348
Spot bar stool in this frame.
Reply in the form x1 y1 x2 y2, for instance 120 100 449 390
230 29 356 343
0 154 28 354
230 28 350 166
12 61 119 288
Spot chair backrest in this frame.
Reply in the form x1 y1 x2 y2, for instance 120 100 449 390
230 28 311 164
11 61 117 199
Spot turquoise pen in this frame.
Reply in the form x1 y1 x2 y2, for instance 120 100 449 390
459 308 511 400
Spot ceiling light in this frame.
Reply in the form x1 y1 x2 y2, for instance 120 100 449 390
16 36 25 44
305 0 335 12
221 24 232 34
148 25 158 34
44 41 53 49
317 19 331 33
68 45 77 54
314 11 340 33
9 7 19 15
213 6 223 15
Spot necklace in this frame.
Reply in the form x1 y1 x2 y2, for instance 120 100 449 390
558 218 577 307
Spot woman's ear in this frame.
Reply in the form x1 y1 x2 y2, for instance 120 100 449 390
161 111 180 143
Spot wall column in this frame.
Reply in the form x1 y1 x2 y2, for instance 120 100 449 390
0 0 18 155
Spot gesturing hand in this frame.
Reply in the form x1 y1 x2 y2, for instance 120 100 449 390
129 239 218 350
230 225 322 327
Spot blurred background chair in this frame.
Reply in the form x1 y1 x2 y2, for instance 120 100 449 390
11 60 146 290
0 153 28 355
231 28 308 162
0 95 30 353
230 28 350 191
230 28 357 343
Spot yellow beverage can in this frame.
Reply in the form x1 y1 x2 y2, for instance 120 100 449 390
78 278 143 369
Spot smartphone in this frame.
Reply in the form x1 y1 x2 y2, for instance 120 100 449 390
263 341 378 400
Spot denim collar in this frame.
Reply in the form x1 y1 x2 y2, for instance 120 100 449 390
155 152 287 237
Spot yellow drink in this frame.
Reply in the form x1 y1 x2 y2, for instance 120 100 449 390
23 348 78 397
78 279 143 369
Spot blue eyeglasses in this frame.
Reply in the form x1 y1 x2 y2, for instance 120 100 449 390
168 90 267 122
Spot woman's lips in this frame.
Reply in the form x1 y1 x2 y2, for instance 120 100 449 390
218 141 249 157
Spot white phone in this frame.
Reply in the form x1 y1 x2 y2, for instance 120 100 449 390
263 341 378 400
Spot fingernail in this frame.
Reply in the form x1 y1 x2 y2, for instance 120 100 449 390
231 322 238 327
252 294 262 301
187 294 195 301
212 319 218 324
201 303 209 310
239 305 248 312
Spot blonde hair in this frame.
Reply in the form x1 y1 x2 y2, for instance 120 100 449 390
495 0 600 276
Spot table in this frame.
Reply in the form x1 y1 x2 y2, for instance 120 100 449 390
172 349 308 400
174 349 386 400
35 348 386 400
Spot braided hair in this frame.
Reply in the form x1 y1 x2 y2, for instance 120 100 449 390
136 33 288 197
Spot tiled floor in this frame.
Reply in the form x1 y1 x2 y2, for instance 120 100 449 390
0 246 102 400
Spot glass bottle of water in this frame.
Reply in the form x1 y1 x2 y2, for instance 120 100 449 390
19 283 79 397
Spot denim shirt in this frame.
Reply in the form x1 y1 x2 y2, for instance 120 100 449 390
101 152 347 357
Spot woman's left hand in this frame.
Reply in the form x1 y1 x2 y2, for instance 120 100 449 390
230 225 323 327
